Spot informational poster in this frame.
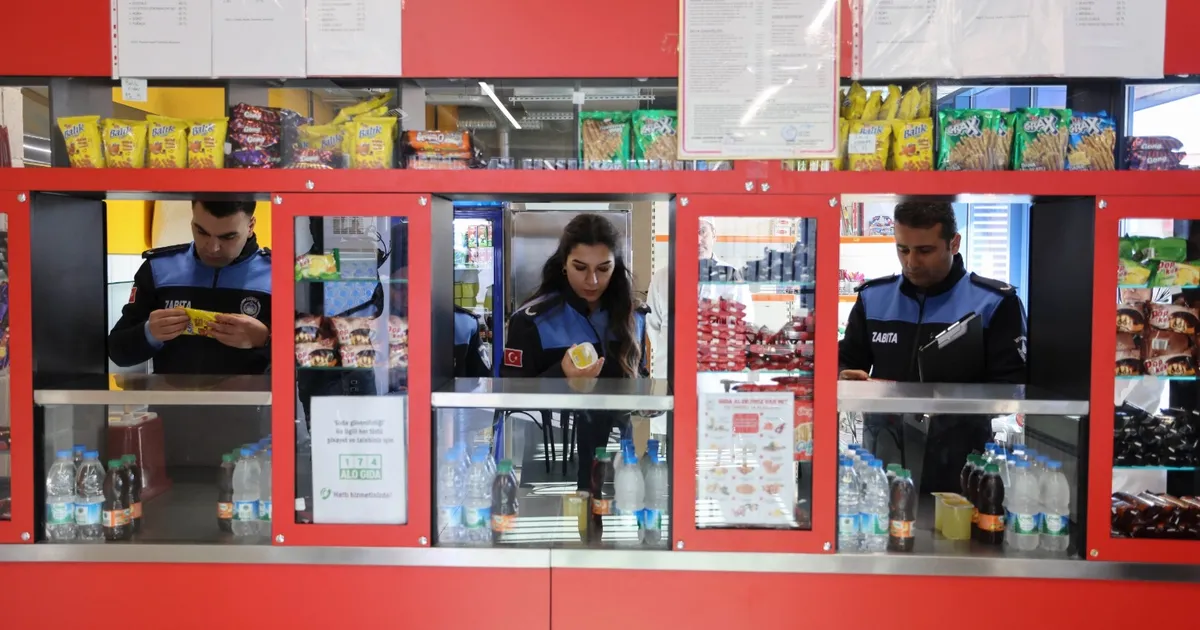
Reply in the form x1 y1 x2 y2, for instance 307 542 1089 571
697 392 796 528
311 396 407 525
679 0 840 159
213 0 306 78
306 0 403 77
115 0 212 78
1065 0 1166 78
956 0 1065 78
857 0 956 79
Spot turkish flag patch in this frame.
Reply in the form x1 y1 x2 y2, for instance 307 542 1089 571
503 348 523 368
127 287 137 303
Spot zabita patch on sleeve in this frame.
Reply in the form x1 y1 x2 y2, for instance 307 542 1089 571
503 349 523 368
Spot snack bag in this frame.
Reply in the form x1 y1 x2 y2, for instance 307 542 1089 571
295 314 325 343
147 116 189 169
100 118 147 168
580 111 631 168
1067 112 1116 171
295 250 340 281
296 340 337 367
298 124 348 167
1011 108 1070 171
632 110 678 162
1118 259 1151 286
845 83 867 120
1141 237 1187 263
1151 261 1200 288
890 119 934 171
387 315 408 345
187 118 229 169
182 308 220 337
846 121 892 172
861 91 883 121
833 118 849 171
339 345 378 368
389 345 409 369
898 86 921 121
349 116 397 169
332 93 392 125
937 109 1009 171
58 116 105 168
880 85 901 120
401 130 472 154
331 317 377 346
917 86 932 119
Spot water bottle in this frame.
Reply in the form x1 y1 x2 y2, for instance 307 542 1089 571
258 448 273 536
837 457 861 552
983 442 997 465
614 451 645 540
642 448 668 545
1039 460 1071 552
1035 455 1049 475
852 452 870 493
860 458 890 553
1005 461 1040 551
74 450 105 542
72 444 86 475
45 450 77 541
232 447 261 537
640 439 660 479
437 445 467 543
464 448 493 544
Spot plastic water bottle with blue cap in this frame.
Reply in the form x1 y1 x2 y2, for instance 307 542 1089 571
1039 460 1070 552
232 447 261 537
837 456 861 552
45 449 77 541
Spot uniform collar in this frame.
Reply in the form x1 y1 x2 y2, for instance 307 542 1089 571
193 234 260 268
564 290 602 317
900 253 966 299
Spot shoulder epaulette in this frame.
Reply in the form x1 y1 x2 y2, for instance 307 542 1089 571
142 243 190 259
854 274 900 293
969 273 1016 295
635 302 651 315
258 247 271 258
517 294 565 318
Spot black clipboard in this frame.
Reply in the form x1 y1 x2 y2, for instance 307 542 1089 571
917 312 985 383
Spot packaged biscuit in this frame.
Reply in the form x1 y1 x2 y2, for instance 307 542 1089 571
231 103 282 125
845 83 867 120
401 130 472 154
937 109 1010 171
1127 150 1187 171
1117 303 1146 334
890 118 934 171
1067 112 1116 171
298 124 348 167
147 116 189 169
1118 258 1151 286
1127 136 1184 152
295 314 325 343
182 308 220 337
632 110 678 162
58 116 105 168
846 120 892 172
580 111 631 168
330 317 376 346
187 118 228 169
1116 333 1141 376
1148 304 1199 335
1011 108 1070 171
387 315 408 345
339 345 378 368
296 340 337 367
389 345 409 369
1150 260 1200 287
1134 236 1187 262
861 91 883 121
349 116 397 169
295 249 340 281
100 118 147 168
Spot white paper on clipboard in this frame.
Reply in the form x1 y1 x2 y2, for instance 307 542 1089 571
956 0 1065 77
1065 0 1166 78
856 0 957 79
115 0 212 78
306 0 402 77
213 0 307 78
679 0 840 160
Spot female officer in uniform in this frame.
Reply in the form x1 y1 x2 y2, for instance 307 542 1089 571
501 213 649 489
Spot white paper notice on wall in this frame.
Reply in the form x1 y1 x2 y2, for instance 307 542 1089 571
1065 0 1166 78
213 0 306 77
856 0 957 79
311 396 408 525
306 0 402 77
115 0 212 78
120 78 148 103
679 0 840 159
955 0 1065 77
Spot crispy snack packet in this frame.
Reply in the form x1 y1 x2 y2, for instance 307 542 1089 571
332 93 392 125
1067 111 1116 171
187 118 229 169
937 109 1010 171
1011 108 1071 171
349 116 397 169
100 118 147 168
182 308 220 337
847 120 892 172
845 83 867 120
295 249 340 281
58 116 106 168
880 85 902 120
147 116 189 168
632 110 678 162
861 91 883 121
580 111 631 168
918 85 932 119
898 86 921 121
891 118 934 171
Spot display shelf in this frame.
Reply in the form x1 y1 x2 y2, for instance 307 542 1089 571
296 278 407 284
840 235 893 244
838 294 857 302
1113 466 1197 472
838 382 1088 415
1115 375 1198 381
1117 283 1199 290
700 281 815 291
33 374 271 406
431 377 672 411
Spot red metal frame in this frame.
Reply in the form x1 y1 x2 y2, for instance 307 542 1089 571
673 194 839 553
0 192 32 543
1088 196 1200 564
271 193 432 547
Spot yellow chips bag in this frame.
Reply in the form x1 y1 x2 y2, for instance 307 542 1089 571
898 87 921 121
58 116 105 168
847 121 892 172
880 85 901 120
918 85 932 119
187 118 228 169
147 116 189 168
845 83 867 120
861 91 883 121
891 119 934 171
182 308 220 337
101 119 148 168
349 117 397 169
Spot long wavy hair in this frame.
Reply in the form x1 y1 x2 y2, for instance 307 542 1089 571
525 214 640 377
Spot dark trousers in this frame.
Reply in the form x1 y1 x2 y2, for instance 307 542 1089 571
863 413 992 494
574 412 630 489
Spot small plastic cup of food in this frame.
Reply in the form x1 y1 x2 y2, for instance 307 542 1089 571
568 343 599 370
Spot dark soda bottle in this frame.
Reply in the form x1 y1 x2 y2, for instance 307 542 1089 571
122 454 143 534
967 455 985 536
887 469 915 552
960 455 976 498
490 459 519 539
217 453 235 533
589 448 613 543
102 459 132 541
975 463 1005 545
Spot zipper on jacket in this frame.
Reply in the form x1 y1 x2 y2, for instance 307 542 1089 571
211 268 221 289
907 294 926 380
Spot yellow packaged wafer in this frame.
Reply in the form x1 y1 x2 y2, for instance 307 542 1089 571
187 118 228 169
332 94 392 125
147 116 188 169
918 86 932 119
182 308 220 337
891 119 934 171
845 83 867 120
58 116 105 168
349 117 397 169
898 87 921 121
880 85 901 121
847 121 892 172
862 91 883 121
101 119 147 168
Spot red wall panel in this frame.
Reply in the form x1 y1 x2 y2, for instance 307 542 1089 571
1 1 111 77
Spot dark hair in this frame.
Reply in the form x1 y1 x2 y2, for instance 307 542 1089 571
894 201 957 242
526 213 640 378
194 200 256 218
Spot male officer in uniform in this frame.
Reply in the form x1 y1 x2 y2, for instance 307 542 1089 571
838 201 1027 491
109 199 272 375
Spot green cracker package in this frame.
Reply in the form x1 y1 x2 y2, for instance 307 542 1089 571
936 109 1011 171
1011 108 1071 171
632 110 678 164
580 111 631 169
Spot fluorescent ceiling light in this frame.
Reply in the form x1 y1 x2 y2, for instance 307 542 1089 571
479 82 522 130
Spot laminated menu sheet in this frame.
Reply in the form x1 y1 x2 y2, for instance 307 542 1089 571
115 0 212 78
306 0 403 76
854 0 956 79
213 0 306 78
956 0 1065 78
1065 0 1166 78
679 0 840 159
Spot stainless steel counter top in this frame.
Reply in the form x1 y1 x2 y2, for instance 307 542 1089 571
34 374 272 406
837 381 1088 415
431 377 673 411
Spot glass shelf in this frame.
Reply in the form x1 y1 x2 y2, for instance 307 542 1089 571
1118 283 1200 290
1114 466 1196 472
1115 375 1198 381
297 278 407 284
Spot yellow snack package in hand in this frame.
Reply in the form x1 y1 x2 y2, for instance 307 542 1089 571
846 82 867 121
349 117 398 169
847 121 892 172
918 85 932 119
891 119 934 171
100 118 147 168
880 85 901 120
187 118 229 169
147 116 189 168
898 87 921 121
182 308 220 337
861 91 883 121
58 116 106 168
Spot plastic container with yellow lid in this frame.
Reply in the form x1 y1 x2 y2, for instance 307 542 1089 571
932 492 974 541
568 343 599 370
